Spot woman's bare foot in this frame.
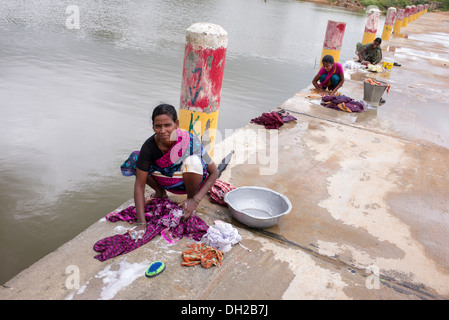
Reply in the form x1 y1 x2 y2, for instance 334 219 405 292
145 190 167 204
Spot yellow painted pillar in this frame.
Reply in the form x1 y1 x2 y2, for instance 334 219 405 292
381 7 396 42
402 6 411 28
410 5 416 22
179 23 228 157
418 5 424 18
393 9 404 35
362 9 381 45
319 20 346 66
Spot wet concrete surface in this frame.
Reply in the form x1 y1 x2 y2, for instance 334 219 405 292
220 11 449 299
1 11 448 301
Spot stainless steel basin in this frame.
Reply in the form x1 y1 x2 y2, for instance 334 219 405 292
224 186 292 228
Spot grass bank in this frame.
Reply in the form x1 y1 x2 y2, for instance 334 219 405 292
361 0 448 11
329 0 449 12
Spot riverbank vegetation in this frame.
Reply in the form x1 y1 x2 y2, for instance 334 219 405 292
360 0 446 11
438 0 449 10
330 0 449 11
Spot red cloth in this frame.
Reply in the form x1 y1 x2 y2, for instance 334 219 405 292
209 179 236 206
250 111 285 129
250 110 297 129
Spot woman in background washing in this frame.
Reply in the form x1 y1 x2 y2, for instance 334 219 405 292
312 55 345 96
355 37 383 66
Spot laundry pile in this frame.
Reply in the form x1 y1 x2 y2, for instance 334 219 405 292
250 109 297 129
180 220 242 268
321 95 366 113
94 198 244 269
93 198 208 262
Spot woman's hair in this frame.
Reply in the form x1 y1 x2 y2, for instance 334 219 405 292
322 55 335 64
151 103 178 123
374 37 382 44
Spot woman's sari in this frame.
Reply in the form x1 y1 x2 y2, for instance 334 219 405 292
120 129 208 194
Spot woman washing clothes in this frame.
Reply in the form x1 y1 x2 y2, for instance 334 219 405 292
121 104 218 241
312 55 345 96
355 37 383 66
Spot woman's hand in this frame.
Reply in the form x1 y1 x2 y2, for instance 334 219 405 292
180 198 199 220
127 224 146 242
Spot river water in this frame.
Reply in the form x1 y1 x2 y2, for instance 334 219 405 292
0 0 377 284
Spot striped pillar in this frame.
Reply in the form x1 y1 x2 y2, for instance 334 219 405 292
418 5 424 18
393 9 404 35
320 20 346 66
403 6 411 28
410 5 416 22
362 9 381 45
179 23 228 156
381 7 396 41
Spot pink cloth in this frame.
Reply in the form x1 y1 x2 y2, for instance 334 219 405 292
209 179 236 206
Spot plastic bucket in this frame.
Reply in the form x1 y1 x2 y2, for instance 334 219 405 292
363 80 388 106
382 57 394 70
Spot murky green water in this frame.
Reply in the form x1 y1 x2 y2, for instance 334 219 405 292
0 0 372 283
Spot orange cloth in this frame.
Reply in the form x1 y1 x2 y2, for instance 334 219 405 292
181 243 224 268
365 78 391 93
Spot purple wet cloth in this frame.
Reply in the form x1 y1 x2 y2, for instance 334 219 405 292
94 198 209 262
250 109 297 129
321 95 365 113
276 109 297 123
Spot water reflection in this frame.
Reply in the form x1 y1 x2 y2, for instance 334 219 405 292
396 46 449 62
408 32 449 48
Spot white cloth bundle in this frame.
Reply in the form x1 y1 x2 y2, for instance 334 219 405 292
201 220 242 252
343 60 364 69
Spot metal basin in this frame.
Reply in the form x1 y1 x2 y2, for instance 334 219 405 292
224 186 292 228
363 80 388 107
